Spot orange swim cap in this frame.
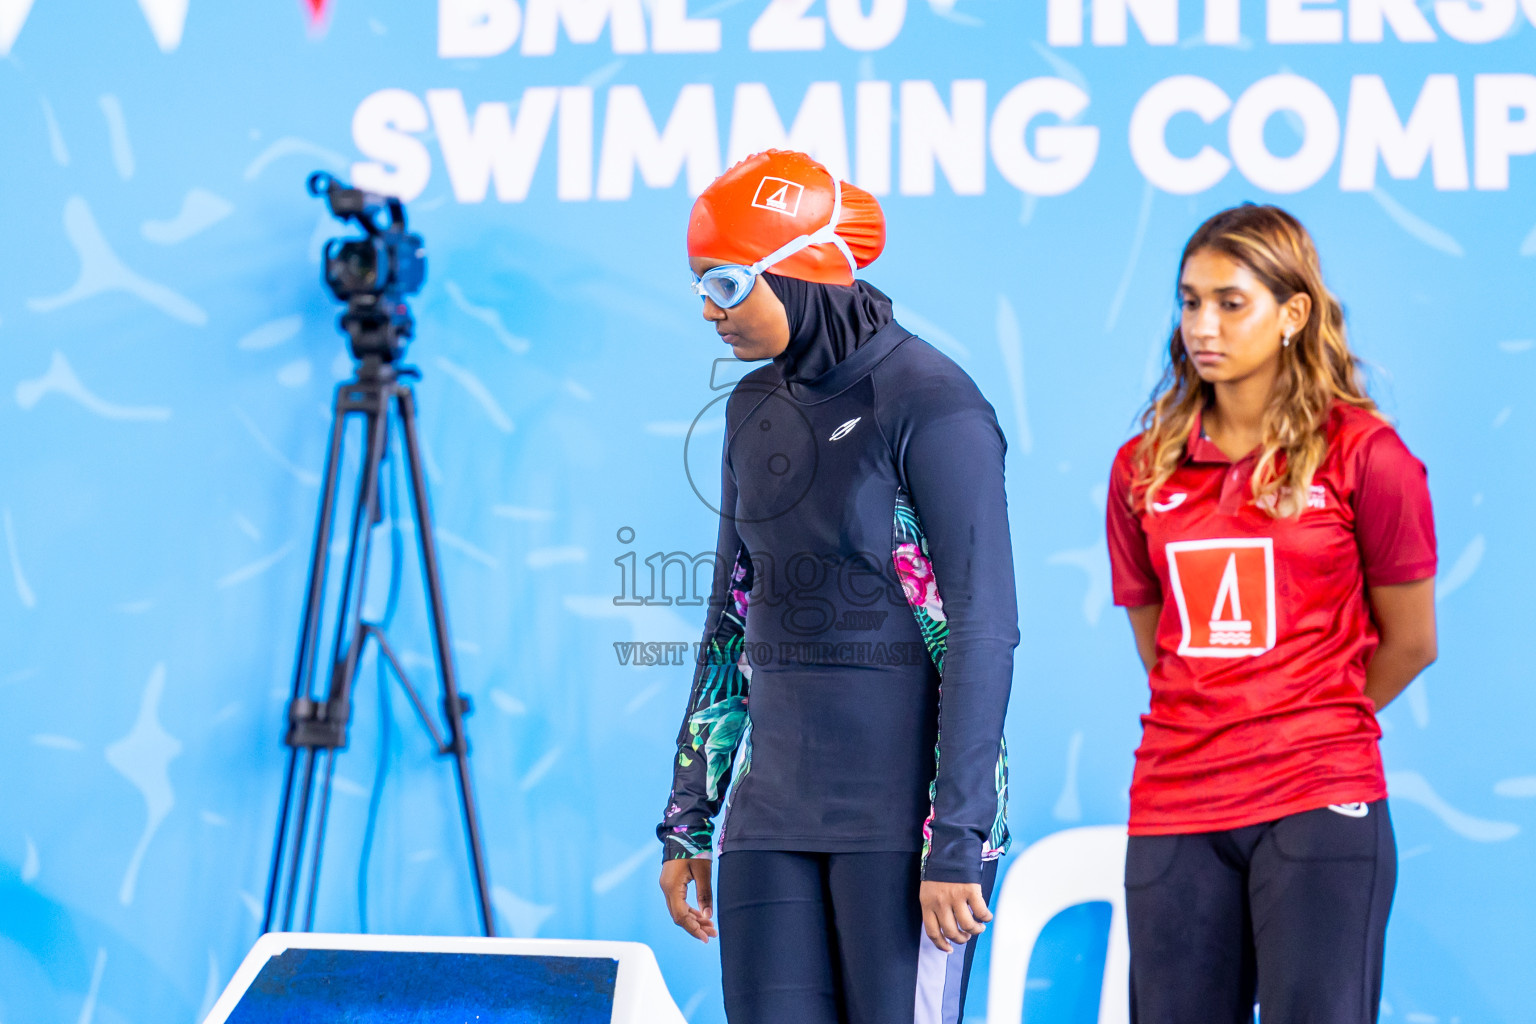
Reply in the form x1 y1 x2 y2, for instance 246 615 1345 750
686 150 886 286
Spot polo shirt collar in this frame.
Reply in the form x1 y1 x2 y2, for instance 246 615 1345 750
1186 408 1233 465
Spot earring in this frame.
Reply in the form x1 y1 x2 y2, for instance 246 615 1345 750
1282 330 1293 348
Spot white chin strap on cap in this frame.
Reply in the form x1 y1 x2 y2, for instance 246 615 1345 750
747 175 859 278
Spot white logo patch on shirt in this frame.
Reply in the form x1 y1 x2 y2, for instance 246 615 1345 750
1152 493 1187 513
1165 537 1277 657
751 176 804 216
1308 484 1328 510
828 417 861 441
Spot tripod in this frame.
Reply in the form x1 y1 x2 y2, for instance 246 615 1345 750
262 354 496 937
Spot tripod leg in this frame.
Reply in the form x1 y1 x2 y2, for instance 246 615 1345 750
266 385 350 933
298 393 393 930
281 748 318 931
396 386 498 937
261 747 299 933
304 749 338 931
323 397 392 726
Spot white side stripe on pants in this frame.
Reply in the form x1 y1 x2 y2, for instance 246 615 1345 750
914 930 967 1024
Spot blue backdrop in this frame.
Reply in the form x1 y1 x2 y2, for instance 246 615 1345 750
2 1 1533 1021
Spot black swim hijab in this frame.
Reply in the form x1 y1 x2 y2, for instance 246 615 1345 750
762 272 895 384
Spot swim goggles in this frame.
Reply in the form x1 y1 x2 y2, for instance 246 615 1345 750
690 176 858 309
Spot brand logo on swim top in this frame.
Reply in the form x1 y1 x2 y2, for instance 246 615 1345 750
1329 802 1370 817
828 417 862 441
751 177 804 217
1151 493 1187 512
1165 538 1277 657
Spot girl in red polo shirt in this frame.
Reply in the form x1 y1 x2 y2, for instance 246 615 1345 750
1106 204 1437 1024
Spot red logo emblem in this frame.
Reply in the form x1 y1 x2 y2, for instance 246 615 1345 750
1165 538 1276 657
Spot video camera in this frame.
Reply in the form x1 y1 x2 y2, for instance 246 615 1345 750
308 172 426 365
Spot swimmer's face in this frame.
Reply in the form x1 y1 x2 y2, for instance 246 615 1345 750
1179 247 1310 386
690 257 792 362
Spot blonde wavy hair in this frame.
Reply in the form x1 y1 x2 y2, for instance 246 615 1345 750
1133 204 1377 519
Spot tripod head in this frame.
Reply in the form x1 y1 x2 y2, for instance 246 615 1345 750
309 171 426 368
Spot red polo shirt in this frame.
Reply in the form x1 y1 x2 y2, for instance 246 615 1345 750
1107 401 1436 835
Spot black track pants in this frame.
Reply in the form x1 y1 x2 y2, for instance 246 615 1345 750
717 850 998 1024
1125 799 1396 1024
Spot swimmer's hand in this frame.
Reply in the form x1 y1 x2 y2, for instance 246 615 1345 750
920 880 992 953
660 858 717 943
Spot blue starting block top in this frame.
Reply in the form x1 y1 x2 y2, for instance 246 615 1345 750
202 933 688 1024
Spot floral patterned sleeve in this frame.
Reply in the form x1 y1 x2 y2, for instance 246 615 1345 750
656 446 754 861
895 381 1019 885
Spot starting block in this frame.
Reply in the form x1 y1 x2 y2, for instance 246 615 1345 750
201 932 689 1023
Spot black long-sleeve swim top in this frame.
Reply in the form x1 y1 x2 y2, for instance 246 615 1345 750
658 318 1019 884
